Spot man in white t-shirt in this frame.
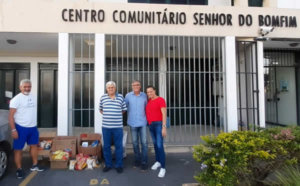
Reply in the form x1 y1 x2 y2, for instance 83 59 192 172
9 79 44 179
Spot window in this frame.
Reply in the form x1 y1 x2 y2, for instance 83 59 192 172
128 0 208 5
248 0 263 7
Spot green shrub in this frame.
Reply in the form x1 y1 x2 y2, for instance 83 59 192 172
193 126 300 186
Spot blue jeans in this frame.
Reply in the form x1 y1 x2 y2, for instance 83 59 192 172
102 127 123 168
130 125 148 166
149 121 165 168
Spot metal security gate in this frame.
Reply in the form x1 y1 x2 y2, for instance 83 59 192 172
236 41 259 131
68 34 95 135
264 50 298 126
105 35 226 145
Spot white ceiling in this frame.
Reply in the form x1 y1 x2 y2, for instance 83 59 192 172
0 32 299 58
0 32 96 57
263 40 300 49
0 32 58 57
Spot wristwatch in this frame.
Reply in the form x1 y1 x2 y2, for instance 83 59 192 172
162 124 166 128
11 129 16 132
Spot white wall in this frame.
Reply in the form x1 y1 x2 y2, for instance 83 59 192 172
277 0 300 9
1 1 300 38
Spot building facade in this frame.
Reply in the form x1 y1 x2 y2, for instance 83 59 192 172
0 0 300 145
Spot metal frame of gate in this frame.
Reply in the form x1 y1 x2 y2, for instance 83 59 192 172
105 34 226 145
69 34 95 130
236 41 260 131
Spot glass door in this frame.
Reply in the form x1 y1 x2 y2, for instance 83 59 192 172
0 64 30 110
38 64 58 128
264 50 297 126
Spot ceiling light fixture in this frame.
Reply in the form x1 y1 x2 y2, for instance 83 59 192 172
289 43 299 47
6 39 17 44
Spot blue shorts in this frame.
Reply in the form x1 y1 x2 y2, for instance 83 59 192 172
13 124 39 150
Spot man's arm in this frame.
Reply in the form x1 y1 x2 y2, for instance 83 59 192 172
9 108 18 139
124 94 129 107
99 96 103 114
161 107 167 138
161 107 167 126
122 96 127 114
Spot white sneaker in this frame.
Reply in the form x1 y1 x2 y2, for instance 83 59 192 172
151 161 161 170
158 168 166 178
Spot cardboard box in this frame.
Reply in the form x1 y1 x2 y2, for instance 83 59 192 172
49 136 77 169
49 155 68 169
78 133 102 159
38 132 56 157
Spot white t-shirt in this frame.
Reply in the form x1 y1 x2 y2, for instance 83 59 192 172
9 93 37 127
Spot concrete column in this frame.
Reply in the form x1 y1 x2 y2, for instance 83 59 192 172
263 0 277 7
57 33 70 136
159 57 167 100
225 36 238 132
94 34 105 134
234 0 248 7
30 61 38 108
257 41 266 128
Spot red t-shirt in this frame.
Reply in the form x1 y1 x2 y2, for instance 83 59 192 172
146 97 166 124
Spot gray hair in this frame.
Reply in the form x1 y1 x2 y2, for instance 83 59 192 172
131 80 141 85
106 81 116 88
20 79 32 86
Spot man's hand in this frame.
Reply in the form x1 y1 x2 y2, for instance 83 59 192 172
9 108 17 139
12 130 19 139
162 127 167 138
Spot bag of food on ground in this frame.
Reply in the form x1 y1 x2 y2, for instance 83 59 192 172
75 153 88 170
86 158 94 170
52 150 69 160
91 156 100 168
69 160 77 170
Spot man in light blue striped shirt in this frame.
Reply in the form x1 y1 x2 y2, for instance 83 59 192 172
99 81 127 173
